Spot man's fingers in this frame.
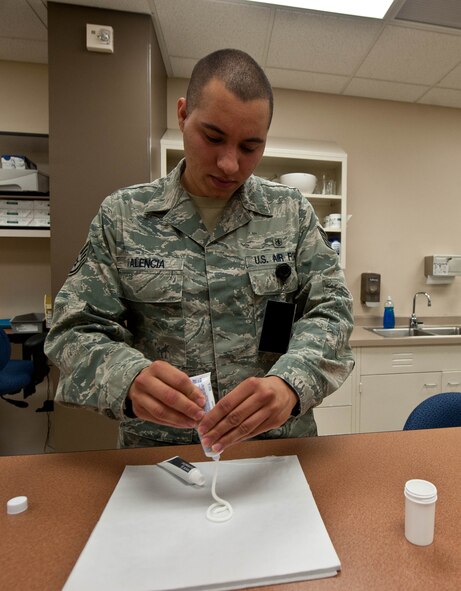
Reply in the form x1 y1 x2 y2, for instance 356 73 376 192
133 391 199 428
129 361 206 427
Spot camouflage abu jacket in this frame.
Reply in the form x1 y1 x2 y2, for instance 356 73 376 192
45 160 354 447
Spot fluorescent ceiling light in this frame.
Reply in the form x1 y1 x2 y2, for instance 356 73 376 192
245 1 395 19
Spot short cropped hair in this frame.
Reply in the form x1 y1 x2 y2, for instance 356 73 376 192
186 48 274 127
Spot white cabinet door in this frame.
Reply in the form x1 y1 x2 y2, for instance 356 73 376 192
318 373 353 407
313 371 354 435
314 406 352 435
442 371 461 392
359 373 441 433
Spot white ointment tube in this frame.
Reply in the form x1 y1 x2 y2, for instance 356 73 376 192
191 372 220 460
158 456 205 486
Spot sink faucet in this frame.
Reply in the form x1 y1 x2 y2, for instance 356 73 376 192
410 292 431 329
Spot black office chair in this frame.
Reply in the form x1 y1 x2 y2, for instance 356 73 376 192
403 392 461 430
0 327 49 408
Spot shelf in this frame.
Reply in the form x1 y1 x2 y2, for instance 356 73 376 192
0 228 50 238
0 191 49 198
160 129 347 268
0 131 48 138
307 193 341 201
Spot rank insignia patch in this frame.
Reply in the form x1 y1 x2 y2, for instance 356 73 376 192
69 242 90 277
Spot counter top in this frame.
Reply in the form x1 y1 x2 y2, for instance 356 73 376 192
1 428 460 591
350 318 461 347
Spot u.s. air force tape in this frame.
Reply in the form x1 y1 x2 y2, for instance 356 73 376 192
69 241 90 277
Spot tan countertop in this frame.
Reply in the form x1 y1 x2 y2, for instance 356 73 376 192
1 429 460 591
350 317 461 347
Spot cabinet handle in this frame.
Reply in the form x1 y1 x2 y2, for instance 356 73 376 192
424 383 438 388
446 382 461 387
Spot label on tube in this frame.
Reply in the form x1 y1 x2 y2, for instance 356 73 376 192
158 456 205 486
191 372 220 459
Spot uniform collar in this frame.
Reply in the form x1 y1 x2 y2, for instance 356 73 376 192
143 159 273 218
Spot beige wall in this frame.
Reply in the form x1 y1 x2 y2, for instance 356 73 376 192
0 61 48 133
0 61 50 319
168 78 461 321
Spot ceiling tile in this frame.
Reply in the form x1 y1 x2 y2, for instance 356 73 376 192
438 63 461 90
267 9 382 75
266 68 348 94
0 0 47 40
356 24 461 85
395 0 461 31
169 56 198 79
344 77 428 103
417 87 461 108
52 0 151 13
152 0 272 63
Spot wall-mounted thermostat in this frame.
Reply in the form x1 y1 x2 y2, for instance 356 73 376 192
86 24 114 54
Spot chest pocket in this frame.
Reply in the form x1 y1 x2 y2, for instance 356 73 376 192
246 253 298 297
117 256 184 303
248 265 298 296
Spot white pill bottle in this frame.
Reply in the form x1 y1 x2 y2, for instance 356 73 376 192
404 479 437 546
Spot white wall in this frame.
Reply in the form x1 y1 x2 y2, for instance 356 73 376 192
168 79 461 321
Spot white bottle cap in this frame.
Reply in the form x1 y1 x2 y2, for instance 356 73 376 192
189 469 205 486
7 495 28 515
404 479 437 503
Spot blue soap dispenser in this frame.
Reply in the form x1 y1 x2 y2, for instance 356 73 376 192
383 296 395 329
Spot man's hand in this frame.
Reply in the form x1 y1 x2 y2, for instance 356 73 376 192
198 376 298 454
127 360 206 428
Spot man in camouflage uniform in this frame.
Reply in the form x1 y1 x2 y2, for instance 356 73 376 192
45 49 354 453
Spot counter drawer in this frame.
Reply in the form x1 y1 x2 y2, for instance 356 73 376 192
361 345 461 375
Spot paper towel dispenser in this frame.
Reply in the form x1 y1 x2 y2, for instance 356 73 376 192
425 255 461 284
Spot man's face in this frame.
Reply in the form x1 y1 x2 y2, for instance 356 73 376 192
177 78 270 200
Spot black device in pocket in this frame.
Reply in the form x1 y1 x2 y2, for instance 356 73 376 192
258 299 297 354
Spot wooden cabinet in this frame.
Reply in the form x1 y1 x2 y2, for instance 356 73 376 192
160 130 348 267
357 345 461 433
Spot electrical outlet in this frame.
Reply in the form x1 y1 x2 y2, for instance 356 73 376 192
86 24 114 54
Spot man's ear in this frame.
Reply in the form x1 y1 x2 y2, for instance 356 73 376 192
177 97 187 131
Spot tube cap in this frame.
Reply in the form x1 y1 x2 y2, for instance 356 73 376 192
7 496 28 515
190 469 205 486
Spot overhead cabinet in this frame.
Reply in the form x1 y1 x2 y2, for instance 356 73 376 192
160 130 348 268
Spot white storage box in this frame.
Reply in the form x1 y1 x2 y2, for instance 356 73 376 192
0 169 49 192
30 215 50 227
33 199 50 211
0 198 37 210
0 211 33 223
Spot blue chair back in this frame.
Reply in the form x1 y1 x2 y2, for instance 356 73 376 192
0 328 36 403
403 392 461 430
0 328 12 371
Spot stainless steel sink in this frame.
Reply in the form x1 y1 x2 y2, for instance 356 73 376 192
366 326 461 338
422 326 461 336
